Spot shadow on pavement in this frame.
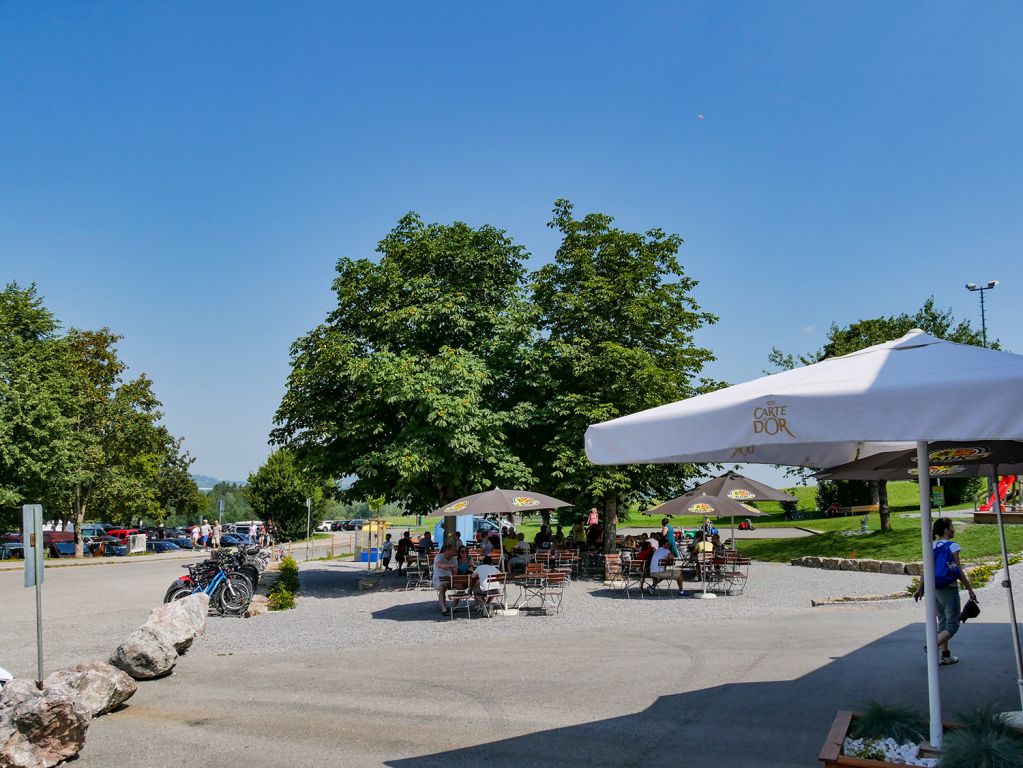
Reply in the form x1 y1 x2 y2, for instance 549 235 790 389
385 621 1023 768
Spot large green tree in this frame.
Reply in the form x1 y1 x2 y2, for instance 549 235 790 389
0 283 199 550
769 298 987 531
0 283 76 529
271 213 537 515
244 450 328 541
526 200 718 551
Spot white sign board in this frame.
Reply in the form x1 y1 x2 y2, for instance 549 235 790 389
22 504 44 588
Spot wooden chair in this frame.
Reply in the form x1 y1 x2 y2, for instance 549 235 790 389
447 575 473 619
604 553 624 590
475 572 507 616
541 572 568 614
623 559 649 598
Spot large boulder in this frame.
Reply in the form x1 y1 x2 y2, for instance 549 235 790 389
879 560 906 575
905 562 924 576
858 560 881 573
109 626 177 680
0 678 89 767
43 662 136 718
839 559 860 571
141 593 209 653
821 557 842 570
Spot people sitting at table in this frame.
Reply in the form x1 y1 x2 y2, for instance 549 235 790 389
649 535 687 597
633 539 654 590
534 524 553 550
418 531 435 556
507 535 531 572
711 533 725 557
471 553 503 615
455 546 474 575
553 526 566 547
502 527 518 560
570 520 585 544
586 522 604 548
394 531 411 574
432 543 458 616
481 534 496 556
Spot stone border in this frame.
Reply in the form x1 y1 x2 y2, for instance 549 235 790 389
790 556 922 576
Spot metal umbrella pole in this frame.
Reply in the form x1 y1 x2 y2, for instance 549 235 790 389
917 441 943 748
991 465 1023 711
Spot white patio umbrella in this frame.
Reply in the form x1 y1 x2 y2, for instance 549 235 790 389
585 330 1023 747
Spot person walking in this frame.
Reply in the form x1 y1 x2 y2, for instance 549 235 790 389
212 520 222 549
199 519 212 550
381 533 394 571
191 524 200 550
914 517 978 665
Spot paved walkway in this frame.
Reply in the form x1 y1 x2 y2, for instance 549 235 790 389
3 557 1021 767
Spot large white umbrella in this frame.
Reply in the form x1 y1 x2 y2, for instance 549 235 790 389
585 330 1023 747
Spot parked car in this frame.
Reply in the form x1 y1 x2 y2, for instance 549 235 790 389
78 524 108 539
331 520 348 531
49 541 82 558
316 520 335 532
106 529 141 542
343 519 367 531
146 540 183 553
0 542 24 560
219 533 246 547
169 537 195 550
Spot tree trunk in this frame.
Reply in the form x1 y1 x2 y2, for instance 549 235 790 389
74 484 85 558
602 497 618 554
877 480 891 532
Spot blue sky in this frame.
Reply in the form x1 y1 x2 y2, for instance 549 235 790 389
3 2 1021 487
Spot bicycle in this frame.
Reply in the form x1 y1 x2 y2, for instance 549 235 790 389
164 559 253 616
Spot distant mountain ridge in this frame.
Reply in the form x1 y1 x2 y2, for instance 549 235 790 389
191 474 246 490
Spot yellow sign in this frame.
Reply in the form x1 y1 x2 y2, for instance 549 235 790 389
511 496 540 508
909 465 965 477
444 501 469 514
928 447 991 463
688 502 714 514
727 489 756 500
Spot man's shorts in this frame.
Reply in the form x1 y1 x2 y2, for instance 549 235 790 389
651 566 684 580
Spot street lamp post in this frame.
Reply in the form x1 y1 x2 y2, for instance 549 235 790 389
964 280 998 347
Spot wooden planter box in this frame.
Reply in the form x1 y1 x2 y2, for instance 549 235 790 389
819 711 942 768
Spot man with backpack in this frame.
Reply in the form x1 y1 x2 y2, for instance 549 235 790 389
914 517 978 665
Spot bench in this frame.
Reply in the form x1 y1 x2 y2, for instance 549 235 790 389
829 504 879 517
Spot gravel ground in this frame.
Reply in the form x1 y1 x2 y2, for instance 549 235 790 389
194 559 918 657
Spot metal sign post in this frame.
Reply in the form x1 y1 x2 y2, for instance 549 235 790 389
22 504 45 681
305 498 312 562
218 498 224 525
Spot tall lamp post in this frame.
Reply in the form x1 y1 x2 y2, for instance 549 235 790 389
965 280 998 347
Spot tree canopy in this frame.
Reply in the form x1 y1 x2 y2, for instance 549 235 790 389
0 282 199 543
272 203 719 547
244 449 329 541
271 213 538 516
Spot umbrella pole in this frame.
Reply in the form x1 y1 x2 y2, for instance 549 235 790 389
918 441 943 748
991 466 1023 711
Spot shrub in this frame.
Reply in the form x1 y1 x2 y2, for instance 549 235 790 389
850 699 927 744
267 585 296 611
941 705 1023 768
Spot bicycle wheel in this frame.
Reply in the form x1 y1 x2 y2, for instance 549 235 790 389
216 574 253 615
164 585 192 603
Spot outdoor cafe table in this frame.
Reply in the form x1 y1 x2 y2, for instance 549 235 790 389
510 571 558 613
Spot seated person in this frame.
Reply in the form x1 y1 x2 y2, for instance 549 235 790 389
471 554 503 614
507 533 532 571
503 528 517 557
417 531 435 556
633 540 654 590
455 546 474 575
553 526 566 547
432 543 458 615
534 524 553 550
649 535 687 597
570 520 586 544
711 533 725 557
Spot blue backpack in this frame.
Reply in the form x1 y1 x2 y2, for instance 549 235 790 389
933 541 959 589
